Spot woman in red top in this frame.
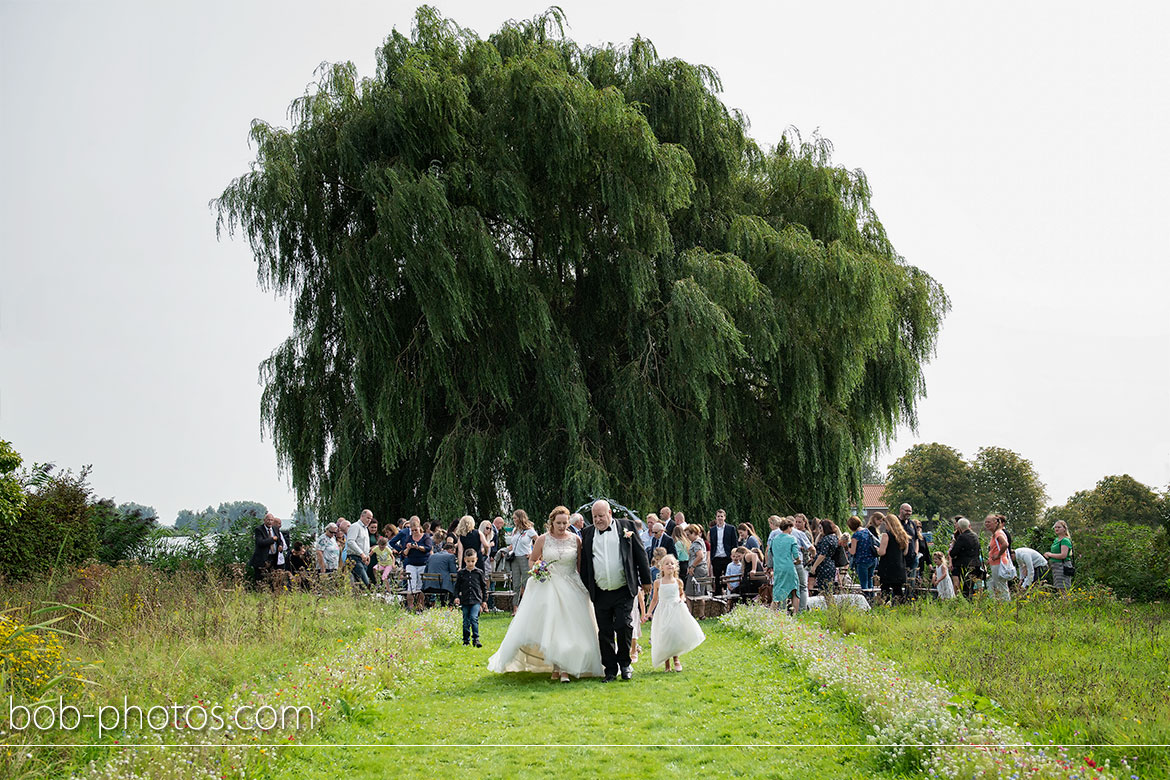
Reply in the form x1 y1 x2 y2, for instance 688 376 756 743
984 514 1012 601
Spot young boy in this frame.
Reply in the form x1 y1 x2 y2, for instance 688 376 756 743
454 549 488 647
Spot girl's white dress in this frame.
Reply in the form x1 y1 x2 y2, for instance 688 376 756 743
935 564 956 599
487 534 603 678
650 580 706 666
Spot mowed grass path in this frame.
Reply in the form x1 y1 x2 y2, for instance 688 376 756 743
278 612 910 779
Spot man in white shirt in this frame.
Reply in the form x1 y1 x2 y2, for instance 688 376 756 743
709 509 737 596
580 500 652 683
1013 547 1048 588
347 509 373 586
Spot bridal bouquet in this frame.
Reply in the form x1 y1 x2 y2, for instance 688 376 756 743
529 560 551 583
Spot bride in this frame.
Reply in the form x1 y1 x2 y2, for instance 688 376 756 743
487 505 603 682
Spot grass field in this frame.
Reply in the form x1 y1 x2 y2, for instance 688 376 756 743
799 587 1170 780
4 566 1168 779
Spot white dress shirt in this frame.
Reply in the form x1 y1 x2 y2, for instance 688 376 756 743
511 529 537 558
592 524 626 591
1013 547 1047 587
713 522 729 558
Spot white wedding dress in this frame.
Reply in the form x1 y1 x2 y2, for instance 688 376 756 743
650 580 705 666
487 533 603 678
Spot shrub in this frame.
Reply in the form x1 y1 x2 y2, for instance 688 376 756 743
1076 522 1170 600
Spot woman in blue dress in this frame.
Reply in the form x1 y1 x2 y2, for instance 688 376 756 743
769 517 801 614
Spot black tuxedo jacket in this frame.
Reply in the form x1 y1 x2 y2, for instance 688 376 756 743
579 519 652 601
709 524 737 559
250 523 277 568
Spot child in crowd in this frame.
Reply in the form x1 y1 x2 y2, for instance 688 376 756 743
454 549 488 647
630 587 647 663
650 546 668 580
931 551 955 599
647 556 705 672
372 535 395 590
725 548 744 593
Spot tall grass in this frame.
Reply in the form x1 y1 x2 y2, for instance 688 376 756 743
802 587 1170 780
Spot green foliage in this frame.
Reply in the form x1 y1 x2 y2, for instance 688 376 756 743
1057 474 1168 531
1074 522 1170 600
215 6 947 525
0 440 25 529
0 465 96 581
89 500 158 564
969 445 1046 525
174 500 267 533
883 443 970 520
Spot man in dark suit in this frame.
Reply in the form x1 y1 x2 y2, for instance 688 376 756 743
579 499 653 683
660 505 675 538
249 513 280 584
648 521 673 559
709 508 737 596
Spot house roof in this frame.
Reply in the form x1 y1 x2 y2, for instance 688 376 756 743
861 483 888 509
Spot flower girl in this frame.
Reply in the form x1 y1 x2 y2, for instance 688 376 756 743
931 551 956 599
647 555 705 672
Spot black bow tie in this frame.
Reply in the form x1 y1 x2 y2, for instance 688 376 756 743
597 526 611 534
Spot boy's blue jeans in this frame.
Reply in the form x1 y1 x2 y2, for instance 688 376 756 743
461 603 481 642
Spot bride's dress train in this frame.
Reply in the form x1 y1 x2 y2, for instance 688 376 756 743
487 534 603 678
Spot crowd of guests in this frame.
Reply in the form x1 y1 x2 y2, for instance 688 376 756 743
249 501 1075 611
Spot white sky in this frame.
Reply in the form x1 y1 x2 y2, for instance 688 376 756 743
2 0 1167 525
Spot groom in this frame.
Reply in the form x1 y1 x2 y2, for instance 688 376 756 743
579 499 653 682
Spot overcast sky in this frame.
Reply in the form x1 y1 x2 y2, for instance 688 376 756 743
2 0 1167 525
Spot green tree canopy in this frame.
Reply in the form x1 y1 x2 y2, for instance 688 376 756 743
883 443 970 521
215 7 948 524
1049 474 1168 531
969 446 1047 526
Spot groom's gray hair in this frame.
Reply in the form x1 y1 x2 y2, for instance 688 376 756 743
591 499 611 513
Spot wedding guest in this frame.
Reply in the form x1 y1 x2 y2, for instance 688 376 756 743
684 525 710 596
764 515 782 567
288 541 308 574
650 546 668 580
647 556 705 672
737 523 762 553
635 517 651 554
709 509 736 596
1013 546 1048 588
1045 520 1074 591
671 524 690 581
455 515 488 574
810 520 838 595
630 586 647 664
346 509 373 587
932 551 955 599
424 541 458 606
390 517 415 555
659 506 675 537
898 504 921 585
507 510 538 611
984 514 1012 601
273 519 291 572
371 536 395 590
569 513 586 536
769 517 801 614
249 513 279 583
876 513 909 603
335 521 349 568
454 549 488 647
315 522 340 574
724 548 744 593
649 522 673 559
735 545 763 598
479 520 498 574
403 517 433 611
948 517 982 598
847 516 878 591
791 514 815 612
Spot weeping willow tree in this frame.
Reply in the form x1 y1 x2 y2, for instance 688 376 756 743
215 6 948 526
